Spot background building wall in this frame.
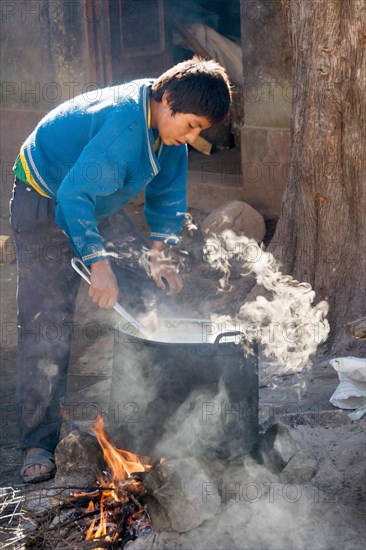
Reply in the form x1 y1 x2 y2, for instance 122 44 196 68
0 0 292 238
0 0 91 233
240 0 292 219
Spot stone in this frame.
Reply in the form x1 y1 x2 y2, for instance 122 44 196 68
279 450 318 484
222 455 279 504
54 430 104 488
124 532 185 549
259 423 301 472
144 457 221 533
312 459 344 496
344 316 366 340
201 200 266 242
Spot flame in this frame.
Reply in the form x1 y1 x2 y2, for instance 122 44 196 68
85 501 96 540
93 415 149 487
80 415 153 544
92 494 110 542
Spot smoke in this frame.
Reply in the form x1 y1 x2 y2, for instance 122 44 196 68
125 455 360 550
187 483 350 550
203 230 330 377
153 382 228 460
104 225 360 550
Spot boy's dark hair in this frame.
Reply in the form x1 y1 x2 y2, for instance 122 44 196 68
151 56 232 124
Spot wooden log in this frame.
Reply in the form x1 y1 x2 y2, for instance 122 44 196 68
190 135 212 155
172 20 211 59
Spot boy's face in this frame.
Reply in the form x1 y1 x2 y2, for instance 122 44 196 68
153 93 212 147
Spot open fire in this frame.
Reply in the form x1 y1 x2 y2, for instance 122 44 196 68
72 415 157 547
0 419 160 548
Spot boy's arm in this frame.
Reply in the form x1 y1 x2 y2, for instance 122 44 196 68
55 146 126 266
56 142 126 308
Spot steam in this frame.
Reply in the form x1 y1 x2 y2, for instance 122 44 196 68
134 226 329 372
139 246 178 282
139 213 197 284
204 230 329 376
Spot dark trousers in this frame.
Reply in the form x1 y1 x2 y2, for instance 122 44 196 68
10 178 153 452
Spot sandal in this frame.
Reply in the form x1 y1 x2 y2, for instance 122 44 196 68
20 449 56 483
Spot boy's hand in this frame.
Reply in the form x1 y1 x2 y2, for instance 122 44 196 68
151 260 183 295
89 259 119 308
150 243 183 295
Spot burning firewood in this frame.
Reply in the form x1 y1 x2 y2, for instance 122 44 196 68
1 418 157 548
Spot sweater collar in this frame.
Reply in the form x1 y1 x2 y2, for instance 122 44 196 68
142 84 161 174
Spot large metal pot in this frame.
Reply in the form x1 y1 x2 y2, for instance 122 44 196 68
107 326 258 461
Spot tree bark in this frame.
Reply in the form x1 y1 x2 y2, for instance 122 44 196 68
269 0 366 356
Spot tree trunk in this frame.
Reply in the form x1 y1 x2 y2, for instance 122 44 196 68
269 0 366 356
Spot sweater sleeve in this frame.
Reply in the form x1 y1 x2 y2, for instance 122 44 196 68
55 141 127 265
144 145 188 244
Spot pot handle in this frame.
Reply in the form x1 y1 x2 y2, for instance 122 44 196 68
214 331 243 345
71 257 150 339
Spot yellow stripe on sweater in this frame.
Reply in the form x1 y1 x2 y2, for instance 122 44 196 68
148 92 160 152
19 151 51 198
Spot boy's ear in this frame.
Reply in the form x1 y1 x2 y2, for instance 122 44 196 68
162 92 170 109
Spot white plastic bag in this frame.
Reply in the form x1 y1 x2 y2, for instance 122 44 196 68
329 357 366 420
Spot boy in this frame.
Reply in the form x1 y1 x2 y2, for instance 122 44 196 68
10 57 231 482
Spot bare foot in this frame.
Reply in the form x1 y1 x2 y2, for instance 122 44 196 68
23 447 54 478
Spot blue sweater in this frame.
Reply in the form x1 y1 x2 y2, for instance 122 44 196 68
20 79 188 265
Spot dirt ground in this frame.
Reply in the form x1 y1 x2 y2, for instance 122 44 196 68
0 204 365 549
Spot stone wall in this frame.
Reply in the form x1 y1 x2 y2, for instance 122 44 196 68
1 0 91 110
0 0 91 234
240 0 292 220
